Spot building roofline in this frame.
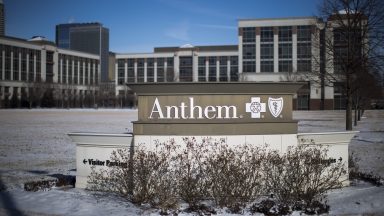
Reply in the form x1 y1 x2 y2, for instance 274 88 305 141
154 45 238 53
56 22 103 27
238 16 320 22
0 36 100 58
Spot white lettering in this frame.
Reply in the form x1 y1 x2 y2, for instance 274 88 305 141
189 97 203 119
204 106 216 119
180 102 188 119
166 106 179 119
149 97 239 120
217 105 238 119
149 98 164 119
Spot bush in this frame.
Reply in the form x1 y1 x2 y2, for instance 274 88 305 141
87 138 346 214
204 139 265 209
262 145 346 213
175 137 210 207
87 140 180 211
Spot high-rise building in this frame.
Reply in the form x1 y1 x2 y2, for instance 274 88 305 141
56 23 109 82
0 0 5 36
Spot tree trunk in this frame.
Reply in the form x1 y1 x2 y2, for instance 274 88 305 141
354 105 358 126
358 108 361 121
346 82 353 131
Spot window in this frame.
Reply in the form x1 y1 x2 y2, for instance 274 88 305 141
4 45 11 80
261 44 274 59
166 58 174 82
279 43 292 59
198 57 206 82
261 61 274 72
334 82 346 110
21 48 27 81
261 27 274 42
156 58 165 82
68 56 73 84
297 83 310 110
279 26 292 42
208 57 216 81
73 58 78 84
297 26 312 41
334 47 347 74
13 47 19 81
179 56 193 82
117 59 125 85
219 56 228 81
297 43 311 59
62 55 67 84
279 60 292 72
242 27 256 43
243 61 255 73
89 60 94 85
230 56 238 81
35 51 41 82
243 44 256 60
297 60 311 72
137 58 144 82
84 59 89 85
28 50 35 82
147 58 154 82
46 51 54 83
127 59 135 83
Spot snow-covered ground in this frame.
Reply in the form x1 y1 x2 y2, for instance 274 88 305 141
0 109 383 215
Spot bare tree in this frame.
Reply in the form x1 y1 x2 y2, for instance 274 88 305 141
311 0 384 130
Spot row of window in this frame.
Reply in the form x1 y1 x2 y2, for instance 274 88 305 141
243 59 311 73
242 25 312 43
0 44 99 86
117 56 238 84
117 57 174 84
0 45 42 82
58 54 99 86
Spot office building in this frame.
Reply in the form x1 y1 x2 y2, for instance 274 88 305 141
115 45 239 97
114 16 357 110
56 23 109 82
0 36 100 108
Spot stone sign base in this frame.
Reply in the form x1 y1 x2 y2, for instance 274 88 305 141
134 134 298 153
69 131 357 188
68 133 133 189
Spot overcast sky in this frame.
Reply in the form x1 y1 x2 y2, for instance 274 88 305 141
5 0 321 53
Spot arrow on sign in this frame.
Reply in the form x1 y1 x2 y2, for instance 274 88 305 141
83 159 87 164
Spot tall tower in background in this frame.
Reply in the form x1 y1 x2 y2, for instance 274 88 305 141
56 23 109 82
0 0 5 36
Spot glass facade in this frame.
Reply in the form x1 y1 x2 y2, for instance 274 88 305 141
230 56 238 81
147 58 154 82
198 57 206 82
127 59 135 83
208 57 216 81
137 58 145 82
219 56 228 82
242 27 256 43
297 26 312 73
117 59 125 85
179 57 193 82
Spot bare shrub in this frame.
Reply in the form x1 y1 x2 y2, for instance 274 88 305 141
88 138 346 214
262 145 346 212
204 139 265 209
175 137 210 207
87 140 180 211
